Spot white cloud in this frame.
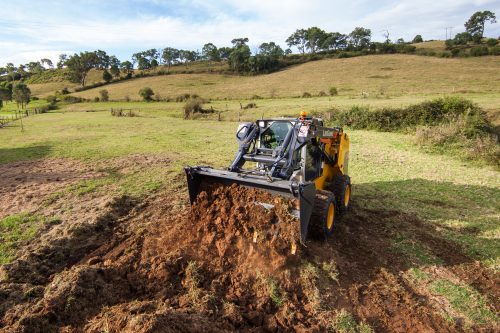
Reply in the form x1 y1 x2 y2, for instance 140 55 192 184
1 0 499 65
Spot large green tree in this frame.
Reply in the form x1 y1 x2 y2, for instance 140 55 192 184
162 47 180 70
322 32 348 50
286 29 308 54
349 27 372 50
465 11 496 40
65 51 100 86
305 27 327 53
202 43 220 67
229 38 251 72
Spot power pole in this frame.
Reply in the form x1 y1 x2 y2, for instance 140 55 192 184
445 27 453 40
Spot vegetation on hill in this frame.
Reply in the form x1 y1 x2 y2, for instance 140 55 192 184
329 97 499 165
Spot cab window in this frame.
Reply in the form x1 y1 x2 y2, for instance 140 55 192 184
260 122 292 149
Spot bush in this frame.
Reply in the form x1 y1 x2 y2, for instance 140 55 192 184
302 92 312 98
99 89 109 102
176 93 192 102
94 97 100 102
318 91 327 97
242 103 257 109
139 87 154 101
46 95 58 104
489 46 500 55
183 97 213 119
451 48 460 57
60 95 84 104
486 38 499 47
251 95 263 100
331 96 491 133
329 87 338 96
470 46 489 57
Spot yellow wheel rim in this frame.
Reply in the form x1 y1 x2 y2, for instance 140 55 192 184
327 203 335 229
344 185 351 207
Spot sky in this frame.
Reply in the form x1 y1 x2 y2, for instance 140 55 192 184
0 0 499 66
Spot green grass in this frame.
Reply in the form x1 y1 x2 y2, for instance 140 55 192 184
331 309 374 333
0 213 57 264
429 279 498 326
392 235 443 266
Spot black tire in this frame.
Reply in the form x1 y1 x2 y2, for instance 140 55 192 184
309 190 337 239
331 174 351 216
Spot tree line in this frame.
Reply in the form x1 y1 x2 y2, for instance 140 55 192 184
0 10 497 89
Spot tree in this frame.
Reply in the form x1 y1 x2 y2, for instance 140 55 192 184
229 38 251 72
286 29 308 54
103 70 112 83
12 83 31 109
202 43 220 67
56 54 67 68
454 32 473 45
0 86 12 105
322 32 348 50
465 11 496 40
305 27 327 53
251 42 285 72
349 27 372 50
41 58 53 68
162 47 180 70
65 51 100 86
396 38 405 44
218 47 232 60
99 89 109 102
109 56 121 77
27 61 44 75
120 61 133 77
95 50 110 69
139 87 154 101
412 35 424 43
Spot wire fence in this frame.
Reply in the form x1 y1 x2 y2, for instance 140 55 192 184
0 108 47 127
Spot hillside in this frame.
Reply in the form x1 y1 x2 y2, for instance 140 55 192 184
67 55 500 101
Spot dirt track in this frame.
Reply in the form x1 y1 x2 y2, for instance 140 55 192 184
0 159 498 332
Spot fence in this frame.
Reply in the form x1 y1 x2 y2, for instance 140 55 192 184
0 108 47 128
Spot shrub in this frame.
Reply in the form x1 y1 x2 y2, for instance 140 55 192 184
486 38 499 47
99 89 109 102
61 87 70 95
183 97 213 119
251 95 263 100
176 93 192 102
331 96 491 133
451 48 460 57
124 95 130 102
94 97 100 102
60 95 84 104
470 46 489 57
318 91 327 97
302 92 312 98
46 95 58 104
242 103 257 109
139 87 154 101
489 46 500 55
102 70 112 83
329 87 338 96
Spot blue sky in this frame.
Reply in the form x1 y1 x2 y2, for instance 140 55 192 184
1 0 499 65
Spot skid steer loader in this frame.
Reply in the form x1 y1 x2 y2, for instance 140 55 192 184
185 111 351 243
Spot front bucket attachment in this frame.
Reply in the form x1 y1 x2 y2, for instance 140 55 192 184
184 166 316 242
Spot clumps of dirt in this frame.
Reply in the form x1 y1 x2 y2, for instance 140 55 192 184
1 183 498 332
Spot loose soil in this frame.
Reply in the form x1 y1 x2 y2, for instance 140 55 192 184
0 164 498 333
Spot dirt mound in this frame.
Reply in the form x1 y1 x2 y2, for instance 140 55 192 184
1 183 498 332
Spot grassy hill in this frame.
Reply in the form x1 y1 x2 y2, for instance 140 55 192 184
67 54 499 100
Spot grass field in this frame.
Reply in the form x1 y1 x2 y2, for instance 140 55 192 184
67 55 500 101
2 53 499 331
